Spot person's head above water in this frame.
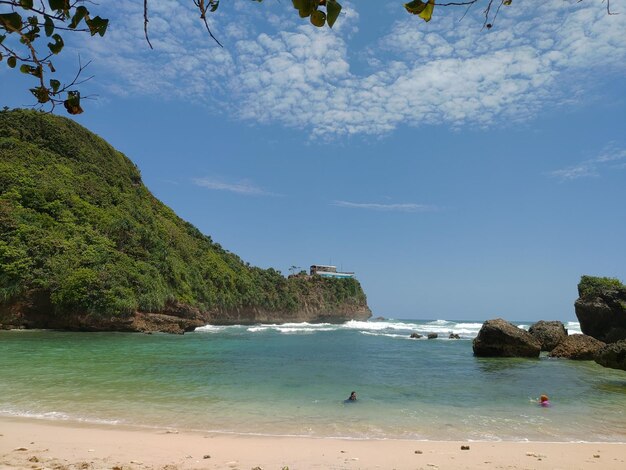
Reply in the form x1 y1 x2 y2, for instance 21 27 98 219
539 394 550 407
349 391 357 401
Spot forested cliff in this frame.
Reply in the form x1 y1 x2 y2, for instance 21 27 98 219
0 110 370 333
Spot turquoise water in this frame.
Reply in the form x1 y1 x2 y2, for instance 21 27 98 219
1 319 625 441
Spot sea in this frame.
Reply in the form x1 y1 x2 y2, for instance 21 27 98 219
1 319 625 442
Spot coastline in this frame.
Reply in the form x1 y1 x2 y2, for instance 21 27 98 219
1 416 625 469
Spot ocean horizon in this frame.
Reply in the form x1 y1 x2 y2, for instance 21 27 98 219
2 318 625 443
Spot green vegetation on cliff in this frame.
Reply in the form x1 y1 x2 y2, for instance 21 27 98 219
578 276 626 300
0 109 367 318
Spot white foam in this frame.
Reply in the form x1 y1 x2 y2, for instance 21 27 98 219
195 325 227 333
342 320 420 331
565 321 582 335
0 408 121 425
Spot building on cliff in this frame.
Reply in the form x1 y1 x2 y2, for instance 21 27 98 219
310 265 355 279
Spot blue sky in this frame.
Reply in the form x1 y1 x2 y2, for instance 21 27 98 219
2 1 625 321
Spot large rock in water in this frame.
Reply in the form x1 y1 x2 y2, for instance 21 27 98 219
549 334 605 360
575 276 626 343
473 318 541 357
528 321 568 351
594 340 626 371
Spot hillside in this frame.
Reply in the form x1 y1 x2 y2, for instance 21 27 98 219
0 109 370 332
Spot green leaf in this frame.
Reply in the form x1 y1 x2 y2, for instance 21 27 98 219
48 0 70 13
44 16 54 37
405 0 434 22
310 9 326 27
7 56 17 68
404 0 428 15
64 90 83 115
20 0 34 9
293 0 315 18
20 64 41 78
503 0 512 5
30 86 50 104
47 33 64 54
85 16 108 37
326 0 342 28
69 5 88 29
209 0 220 12
0 34 5 44
49 78 61 93
418 0 435 22
0 12 23 33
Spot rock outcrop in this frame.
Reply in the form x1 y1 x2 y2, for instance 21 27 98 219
549 334 605 360
575 276 626 343
594 340 626 371
427 333 438 339
528 321 568 351
472 318 541 358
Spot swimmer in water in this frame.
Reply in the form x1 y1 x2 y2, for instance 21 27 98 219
539 394 551 407
347 391 357 401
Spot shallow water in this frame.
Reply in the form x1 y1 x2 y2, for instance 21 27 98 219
1 319 625 441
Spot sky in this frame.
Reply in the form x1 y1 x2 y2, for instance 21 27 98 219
1 1 625 322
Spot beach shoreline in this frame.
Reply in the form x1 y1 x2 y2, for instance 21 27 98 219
1 416 625 469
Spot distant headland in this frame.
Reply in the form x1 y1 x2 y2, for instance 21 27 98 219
0 110 371 333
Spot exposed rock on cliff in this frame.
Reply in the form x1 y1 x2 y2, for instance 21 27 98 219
472 318 541 358
528 320 568 352
0 110 371 333
549 334 605 360
575 276 626 343
594 340 626 371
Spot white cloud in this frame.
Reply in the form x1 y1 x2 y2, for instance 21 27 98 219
82 1 626 137
549 144 626 181
193 177 274 196
332 200 437 212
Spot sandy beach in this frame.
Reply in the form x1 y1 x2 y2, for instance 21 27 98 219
1 417 625 470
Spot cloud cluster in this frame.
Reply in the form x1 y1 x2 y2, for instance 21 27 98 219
83 1 626 136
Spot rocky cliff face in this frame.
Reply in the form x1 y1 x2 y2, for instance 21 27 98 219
0 291 371 334
575 276 626 343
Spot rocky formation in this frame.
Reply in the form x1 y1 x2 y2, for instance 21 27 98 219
575 276 626 343
427 333 438 339
528 321 568 352
449 333 460 339
0 290 371 334
549 334 605 360
473 318 541 358
594 340 626 371
410 333 422 339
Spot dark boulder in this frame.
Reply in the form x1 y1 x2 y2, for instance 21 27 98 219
473 318 541 357
528 321 568 351
549 334 605 360
449 333 460 339
575 276 626 343
410 332 422 339
594 340 626 371
427 333 438 339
